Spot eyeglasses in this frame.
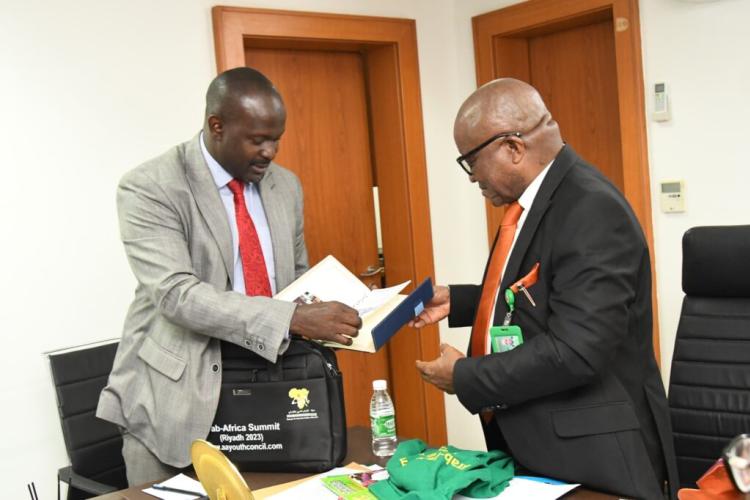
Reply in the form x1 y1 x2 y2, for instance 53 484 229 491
455 131 523 175
724 434 750 493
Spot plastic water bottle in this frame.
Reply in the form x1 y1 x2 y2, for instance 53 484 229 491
370 379 398 456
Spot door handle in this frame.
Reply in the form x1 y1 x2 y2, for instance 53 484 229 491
359 265 385 277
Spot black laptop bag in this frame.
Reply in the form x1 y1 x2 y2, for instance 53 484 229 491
208 336 347 472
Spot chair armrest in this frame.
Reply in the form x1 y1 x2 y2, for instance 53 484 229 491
58 466 118 495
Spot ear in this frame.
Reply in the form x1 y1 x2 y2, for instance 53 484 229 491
206 115 223 138
507 136 526 165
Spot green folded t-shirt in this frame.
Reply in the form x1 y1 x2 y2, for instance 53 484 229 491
368 439 513 500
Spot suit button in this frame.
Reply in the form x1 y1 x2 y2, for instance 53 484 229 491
211 364 219 373
244 340 252 347
257 343 265 351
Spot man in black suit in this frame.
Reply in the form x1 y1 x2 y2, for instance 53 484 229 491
414 78 678 499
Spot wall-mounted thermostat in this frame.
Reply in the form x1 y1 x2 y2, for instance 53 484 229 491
653 82 671 122
660 180 685 213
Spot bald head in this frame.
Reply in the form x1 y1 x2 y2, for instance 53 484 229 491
205 67 283 121
454 78 564 206
454 78 562 166
458 79 546 132
203 67 287 184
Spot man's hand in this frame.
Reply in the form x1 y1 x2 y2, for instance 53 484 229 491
290 301 362 346
408 285 450 328
415 343 465 394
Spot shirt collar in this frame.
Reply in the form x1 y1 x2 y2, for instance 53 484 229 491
518 159 553 212
200 132 234 190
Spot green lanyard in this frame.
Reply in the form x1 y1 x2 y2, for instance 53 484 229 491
502 289 515 326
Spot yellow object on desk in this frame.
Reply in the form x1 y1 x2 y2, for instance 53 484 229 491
191 439 256 500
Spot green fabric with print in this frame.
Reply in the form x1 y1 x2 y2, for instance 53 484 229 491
368 439 514 500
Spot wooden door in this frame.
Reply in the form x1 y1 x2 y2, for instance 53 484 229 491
473 0 661 361
212 7 447 446
245 47 388 427
526 20 623 190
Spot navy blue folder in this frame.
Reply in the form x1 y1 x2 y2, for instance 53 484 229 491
371 277 434 350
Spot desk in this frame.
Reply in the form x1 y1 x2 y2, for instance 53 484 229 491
92 427 618 499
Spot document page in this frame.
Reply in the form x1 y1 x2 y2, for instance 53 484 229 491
275 255 412 352
453 476 579 499
143 473 207 499
275 255 371 308
354 281 409 316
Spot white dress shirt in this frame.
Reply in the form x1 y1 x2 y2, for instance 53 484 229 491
503 159 553 277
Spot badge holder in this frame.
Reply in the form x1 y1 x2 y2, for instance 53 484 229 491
490 289 524 353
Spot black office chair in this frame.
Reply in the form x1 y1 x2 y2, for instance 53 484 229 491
48 341 127 499
668 225 750 488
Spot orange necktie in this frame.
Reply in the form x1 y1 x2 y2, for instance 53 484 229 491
469 201 523 357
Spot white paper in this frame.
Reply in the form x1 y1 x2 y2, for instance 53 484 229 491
274 256 370 308
453 476 579 500
264 466 364 500
354 281 409 316
143 473 207 499
275 255 409 316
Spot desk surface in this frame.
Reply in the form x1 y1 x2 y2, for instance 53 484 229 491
92 427 618 499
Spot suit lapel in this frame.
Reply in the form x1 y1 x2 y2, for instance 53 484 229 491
257 166 287 290
184 134 234 282
500 145 578 291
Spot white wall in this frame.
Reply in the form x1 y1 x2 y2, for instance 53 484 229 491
2 0 749 496
639 0 750 384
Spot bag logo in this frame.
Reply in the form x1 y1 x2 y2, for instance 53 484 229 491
286 387 319 421
288 387 310 410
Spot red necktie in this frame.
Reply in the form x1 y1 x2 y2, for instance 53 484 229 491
227 179 272 297
469 201 523 357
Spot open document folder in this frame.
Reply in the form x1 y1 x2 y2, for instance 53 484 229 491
274 255 433 353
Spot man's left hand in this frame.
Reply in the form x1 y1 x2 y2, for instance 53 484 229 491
415 343 465 394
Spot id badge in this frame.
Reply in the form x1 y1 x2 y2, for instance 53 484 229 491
490 325 524 353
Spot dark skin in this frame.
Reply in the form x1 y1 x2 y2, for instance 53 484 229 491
290 301 361 346
410 286 462 391
204 90 362 346
204 92 285 184
415 343 464 394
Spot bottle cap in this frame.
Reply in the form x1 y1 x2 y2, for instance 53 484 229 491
372 379 387 391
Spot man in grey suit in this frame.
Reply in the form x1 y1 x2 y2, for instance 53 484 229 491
97 67 361 485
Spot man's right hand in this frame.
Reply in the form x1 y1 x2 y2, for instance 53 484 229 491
290 301 362 346
409 285 450 328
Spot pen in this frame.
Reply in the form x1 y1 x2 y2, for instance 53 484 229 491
151 483 207 497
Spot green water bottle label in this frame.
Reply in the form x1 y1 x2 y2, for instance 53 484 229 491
371 414 396 438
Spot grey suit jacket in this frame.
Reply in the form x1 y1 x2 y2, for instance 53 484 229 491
97 134 308 467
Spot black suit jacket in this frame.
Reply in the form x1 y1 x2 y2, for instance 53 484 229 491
451 146 679 499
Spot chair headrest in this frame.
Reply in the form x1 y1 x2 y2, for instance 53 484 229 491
682 225 750 297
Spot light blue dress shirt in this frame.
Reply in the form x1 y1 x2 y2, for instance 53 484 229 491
199 133 276 294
